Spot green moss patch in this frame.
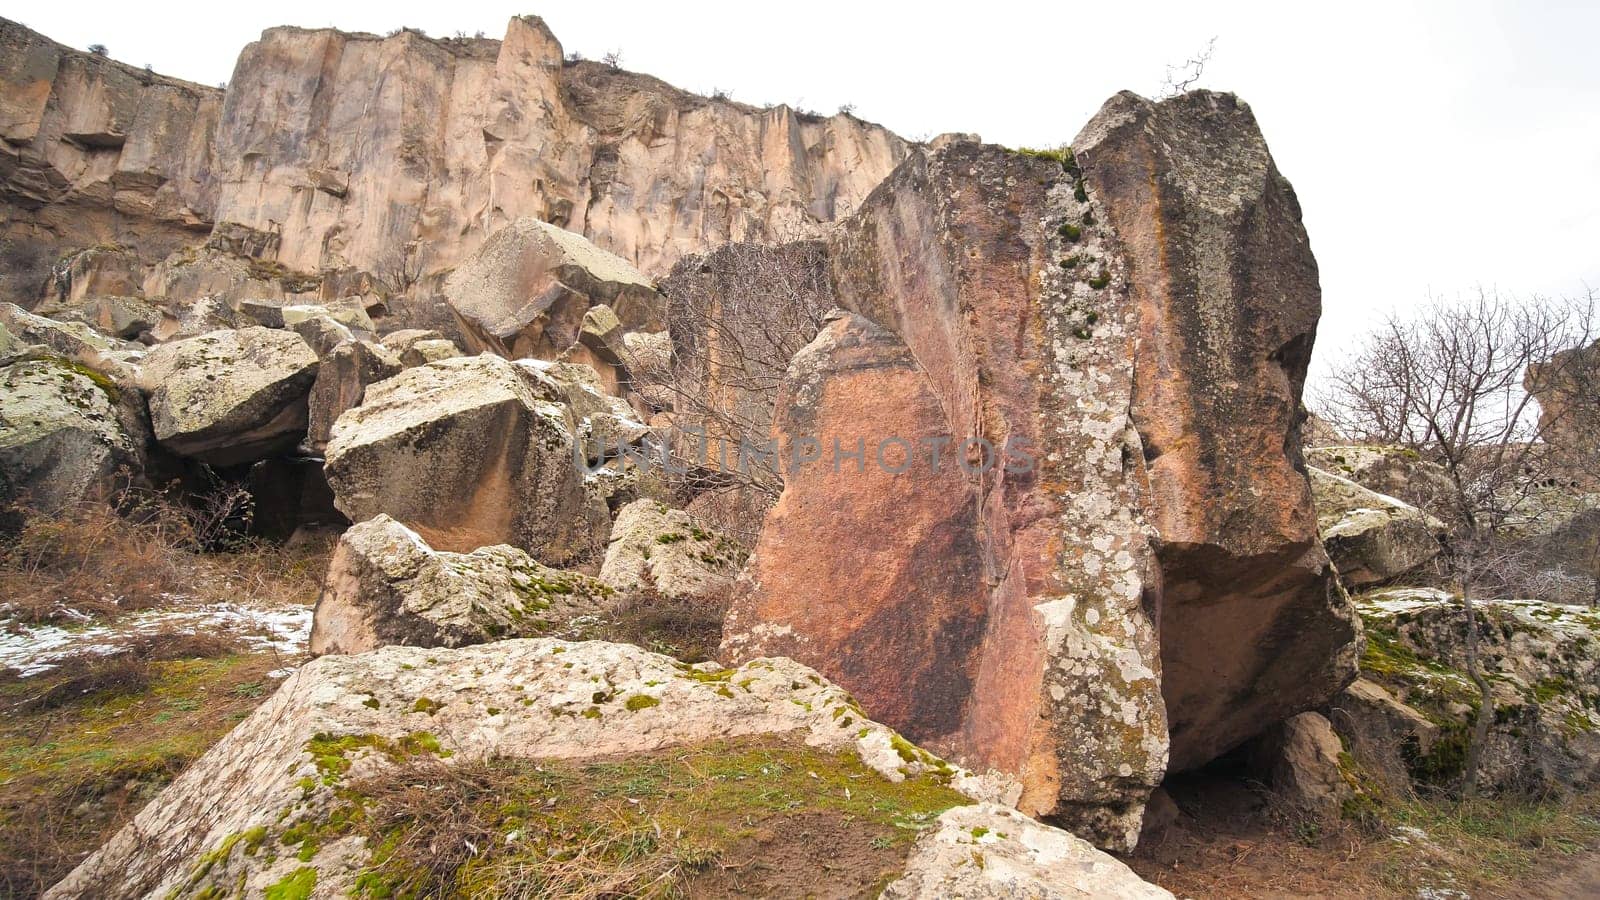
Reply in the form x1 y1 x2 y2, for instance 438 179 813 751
342 736 966 898
0 652 283 896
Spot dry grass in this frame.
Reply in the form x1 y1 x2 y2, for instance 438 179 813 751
0 494 330 896
0 496 331 625
0 648 285 897
570 588 726 663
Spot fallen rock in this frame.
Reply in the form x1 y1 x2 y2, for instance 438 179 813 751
1249 712 1352 821
599 499 744 603
726 148 1168 851
377 328 446 355
884 803 1172 899
304 340 401 453
444 217 664 359
1325 677 1440 795
310 515 611 655
137 327 319 465
517 359 648 464
81 295 161 339
0 357 145 514
324 354 607 563
1311 467 1445 587
282 301 374 334
398 337 461 368
1356 588 1600 795
45 639 1029 899
0 303 138 381
1305 445 1454 511
1076 90 1359 771
287 313 356 357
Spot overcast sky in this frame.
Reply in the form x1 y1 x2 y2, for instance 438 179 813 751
10 1 1598 379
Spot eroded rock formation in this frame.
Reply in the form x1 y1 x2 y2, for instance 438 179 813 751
724 144 1169 850
3 12 908 351
1075 91 1359 771
0 17 220 305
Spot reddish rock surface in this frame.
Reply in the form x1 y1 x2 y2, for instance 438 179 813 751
1075 90 1358 771
724 91 1359 847
725 143 1168 850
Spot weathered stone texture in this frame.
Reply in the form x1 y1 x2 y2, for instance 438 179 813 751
310 514 611 654
1076 90 1358 770
725 144 1168 850
136 326 318 465
323 353 607 563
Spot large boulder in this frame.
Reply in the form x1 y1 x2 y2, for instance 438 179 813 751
519 358 650 465
1355 588 1600 796
444 217 664 360
1311 466 1445 587
310 515 611 655
883 803 1172 899
304 339 401 454
137 327 319 465
1075 90 1358 771
42 639 1079 899
725 149 1168 851
323 354 607 563
723 91 1360 849
0 303 139 382
81 295 162 340
0 357 145 514
599 499 744 603
1305 445 1454 511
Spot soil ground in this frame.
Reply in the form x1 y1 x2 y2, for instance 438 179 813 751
1126 769 1600 899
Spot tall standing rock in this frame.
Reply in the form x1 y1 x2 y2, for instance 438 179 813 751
725 144 1168 849
1075 91 1358 771
723 91 1359 847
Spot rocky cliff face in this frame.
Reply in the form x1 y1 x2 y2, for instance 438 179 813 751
0 17 221 304
0 15 908 316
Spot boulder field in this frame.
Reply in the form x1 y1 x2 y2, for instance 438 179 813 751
0 11 1439 895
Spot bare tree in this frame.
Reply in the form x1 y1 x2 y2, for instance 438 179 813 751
1159 37 1217 98
625 243 832 539
601 50 624 70
1319 288 1599 796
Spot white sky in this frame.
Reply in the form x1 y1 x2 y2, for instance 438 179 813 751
8 1 1598 380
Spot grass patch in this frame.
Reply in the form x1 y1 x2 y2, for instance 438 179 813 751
1369 793 1600 895
338 736 967 898
0 651 286 897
